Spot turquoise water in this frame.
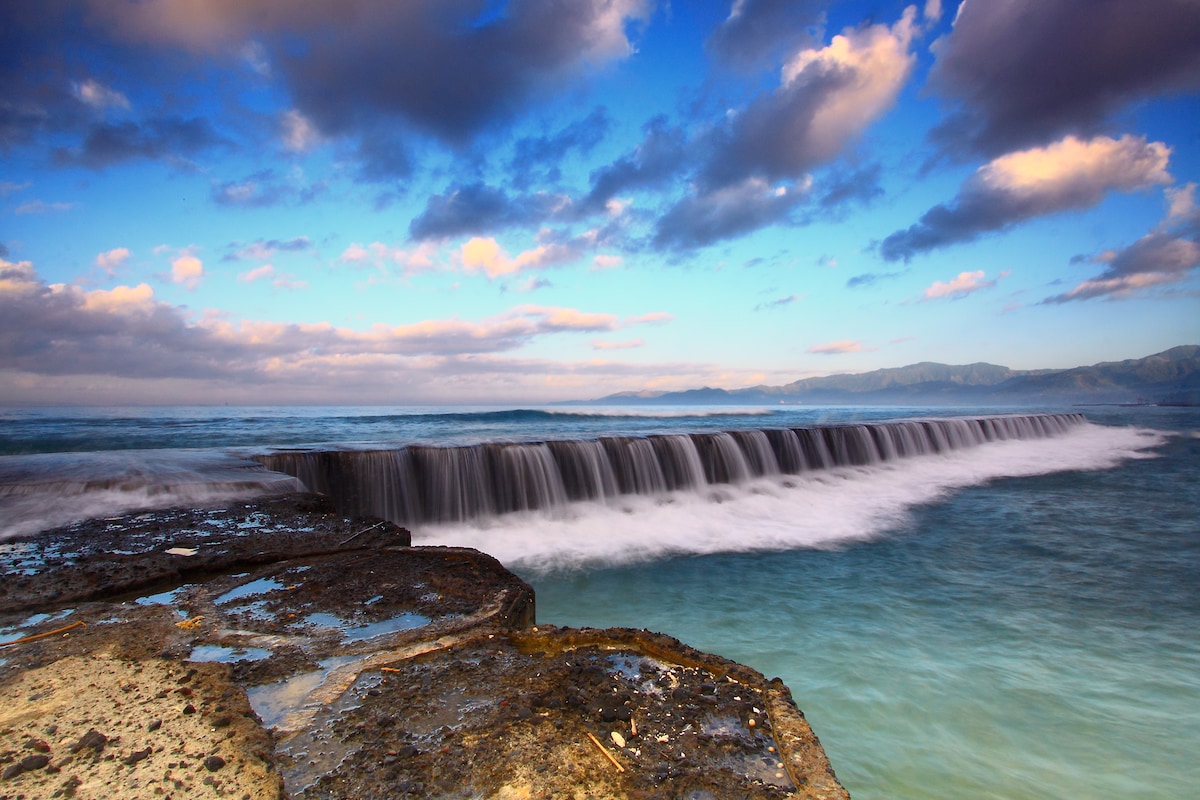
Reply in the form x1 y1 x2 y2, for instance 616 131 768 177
525 409 1200 799
3 403 1195 797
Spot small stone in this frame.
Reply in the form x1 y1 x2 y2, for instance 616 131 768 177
610 731 626 748
20 754 50 772
25 738 51 753
70 728 108 754
182 704 196 715
747 718 756 727
123 748 152 766
203 755 226 772
148 718 163 732
3 763 25 780
211 716 232 729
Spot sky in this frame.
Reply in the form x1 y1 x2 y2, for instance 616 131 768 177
2 0 1199 405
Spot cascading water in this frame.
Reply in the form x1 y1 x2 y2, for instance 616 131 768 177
254 414 1085 527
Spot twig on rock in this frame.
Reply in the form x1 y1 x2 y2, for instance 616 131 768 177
0 620 86 647
586 732 625 772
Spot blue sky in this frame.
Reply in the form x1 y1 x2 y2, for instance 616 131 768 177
2 0 1199 404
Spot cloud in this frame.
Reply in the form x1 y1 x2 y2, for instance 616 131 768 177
95 247 131 272
927 0 1200 157
509 106 610 187
281 109 323 153
513 276 553 293
706 0 826 71
580 115 689 214
881 135 1173 261
653 177 803 250
0 181 31 197
15 200 75 215
922 270 998 300
846 271 902 288
51 116 226 169
72 78 130 111
754 294 801 311
409 183 570 241
1044 184 1200 303
459 236 580 280
337 241 440 276
211 170 324 207
170 254 204 289
807 339 868 355
592 254 623 270
593 338 644 350
103 0 647 147
0 258 685 401
237 264 307 289
225 237 312 262
699 6 920 190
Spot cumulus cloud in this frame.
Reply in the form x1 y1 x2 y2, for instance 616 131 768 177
1044 183 1200 303
459 236 580 280
706 0 826 71
922 270 999 300
281 109 323 153
580 115 688 215
170 254 204 289
337 241 440 276
927 0 1200 157
700 6 920 190
807 339 868 355
95 247 131 273
881 135 1173 261
509 106 610 187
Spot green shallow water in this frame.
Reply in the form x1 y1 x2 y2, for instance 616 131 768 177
527 411 1200 799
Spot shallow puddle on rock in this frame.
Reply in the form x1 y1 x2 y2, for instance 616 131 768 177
304 611 430 642
216 576 286 605
246 654 363 730
188 644 273 663
276 670 384 796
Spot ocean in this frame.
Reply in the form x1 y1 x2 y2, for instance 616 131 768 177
1 404 1197 799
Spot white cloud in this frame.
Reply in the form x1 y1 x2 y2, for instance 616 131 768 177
170 254 204 289
95 247 131 272
72 78 131 110
281 109 323 152
923 269 1001 299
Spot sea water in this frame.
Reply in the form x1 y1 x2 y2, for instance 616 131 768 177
1 404 1196 798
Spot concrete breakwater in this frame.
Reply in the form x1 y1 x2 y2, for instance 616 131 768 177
0 494 849 799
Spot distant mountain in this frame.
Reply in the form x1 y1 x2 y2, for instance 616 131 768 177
580 346 1200 406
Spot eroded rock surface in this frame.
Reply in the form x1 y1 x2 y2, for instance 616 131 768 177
0 495 848 799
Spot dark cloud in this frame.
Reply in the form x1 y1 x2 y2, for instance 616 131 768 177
354 129 414 183
1043 193 1200 303
51 117 226 169
275 0 649 146
653 178 802 250
409 183 569 241
928 0 1200 158
706 0 825 71
210 170 325 208
881 135 1172 262
580 115 689 214
817 163 883 211
509 106 610 187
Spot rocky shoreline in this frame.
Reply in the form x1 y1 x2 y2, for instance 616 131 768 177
0 494 848 799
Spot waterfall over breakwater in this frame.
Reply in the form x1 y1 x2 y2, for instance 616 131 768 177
255 413 1084 527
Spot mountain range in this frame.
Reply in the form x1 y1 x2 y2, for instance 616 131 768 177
579 345 1200 406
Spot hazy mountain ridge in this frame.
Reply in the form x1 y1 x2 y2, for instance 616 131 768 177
583 346 1200 406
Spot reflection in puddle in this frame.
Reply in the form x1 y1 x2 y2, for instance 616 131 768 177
188 644 273 663
304 611 430 642
216 576 286 605
247 655 361 730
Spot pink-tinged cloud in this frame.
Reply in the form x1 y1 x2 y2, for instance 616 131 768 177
923 270 999 300
883 135 1173 261
593 338 645 351
72 78 130 110
807 339 867 355
95 247 131 272
1045 182 1200 303
170 254 204 289
459 237 578 279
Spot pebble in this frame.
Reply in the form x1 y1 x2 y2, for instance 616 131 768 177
610 731 626 748
203 755 226 772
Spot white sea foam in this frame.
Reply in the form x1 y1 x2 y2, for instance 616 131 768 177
413 422 1166 573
